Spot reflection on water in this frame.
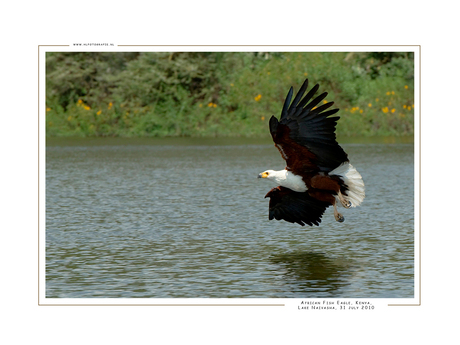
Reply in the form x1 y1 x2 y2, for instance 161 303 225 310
46 138 414 298
270 251 355 296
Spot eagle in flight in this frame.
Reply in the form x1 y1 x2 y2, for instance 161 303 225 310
258 78 365 226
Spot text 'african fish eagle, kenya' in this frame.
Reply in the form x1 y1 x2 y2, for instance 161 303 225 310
258 78 365 226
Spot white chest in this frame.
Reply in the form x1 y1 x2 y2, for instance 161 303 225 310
273 170 307 192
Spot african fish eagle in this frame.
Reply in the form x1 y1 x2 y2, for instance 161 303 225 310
258 78 365 226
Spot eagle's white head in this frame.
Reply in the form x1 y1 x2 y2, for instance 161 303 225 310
258 170 279 181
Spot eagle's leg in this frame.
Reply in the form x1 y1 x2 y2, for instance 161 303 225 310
311 175 351 210
333 201 345 222
337 190 352 208
308 188 344 223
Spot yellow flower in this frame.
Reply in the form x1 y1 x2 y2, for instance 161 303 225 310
67 115 72 121
386 91 390 96
213 103 217 108
382 107 389 113
97 110 102 115
267 72 271 75
376 98 379 102
403 105 407 109
208 102 214 107
230 83 234 87
108 102 113 109
368 103 372 107
304 72 308 76
359 109 363 114
254 94 262 102
391 108 395 113
407 106 411 111
261 116 265 121
199 103 203 108
46 107 51 112
391 91 395 95
404 85 408 89
77 99 83 105
84 105 91 111
323 100 328 104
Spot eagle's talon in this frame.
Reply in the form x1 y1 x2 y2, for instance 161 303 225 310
335 213 345 222
338 191 352 208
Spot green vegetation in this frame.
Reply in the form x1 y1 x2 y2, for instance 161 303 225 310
46 52 414 138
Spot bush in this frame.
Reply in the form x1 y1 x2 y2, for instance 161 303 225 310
46 52 414 137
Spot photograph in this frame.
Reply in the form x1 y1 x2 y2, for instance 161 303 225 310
43 50 417 301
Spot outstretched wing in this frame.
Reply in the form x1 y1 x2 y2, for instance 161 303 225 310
269 79 349 174
265 186 330 226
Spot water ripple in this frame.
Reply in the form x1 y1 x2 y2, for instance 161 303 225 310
46 142 414 298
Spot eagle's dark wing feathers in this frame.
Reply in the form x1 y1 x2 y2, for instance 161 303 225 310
265 186 330 226
270 79 348 173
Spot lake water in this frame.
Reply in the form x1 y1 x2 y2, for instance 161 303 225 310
46 138 414 298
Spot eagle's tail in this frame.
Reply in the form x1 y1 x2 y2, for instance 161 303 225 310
330 162 365 207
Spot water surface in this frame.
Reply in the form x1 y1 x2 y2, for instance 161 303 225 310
46 138 414 298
